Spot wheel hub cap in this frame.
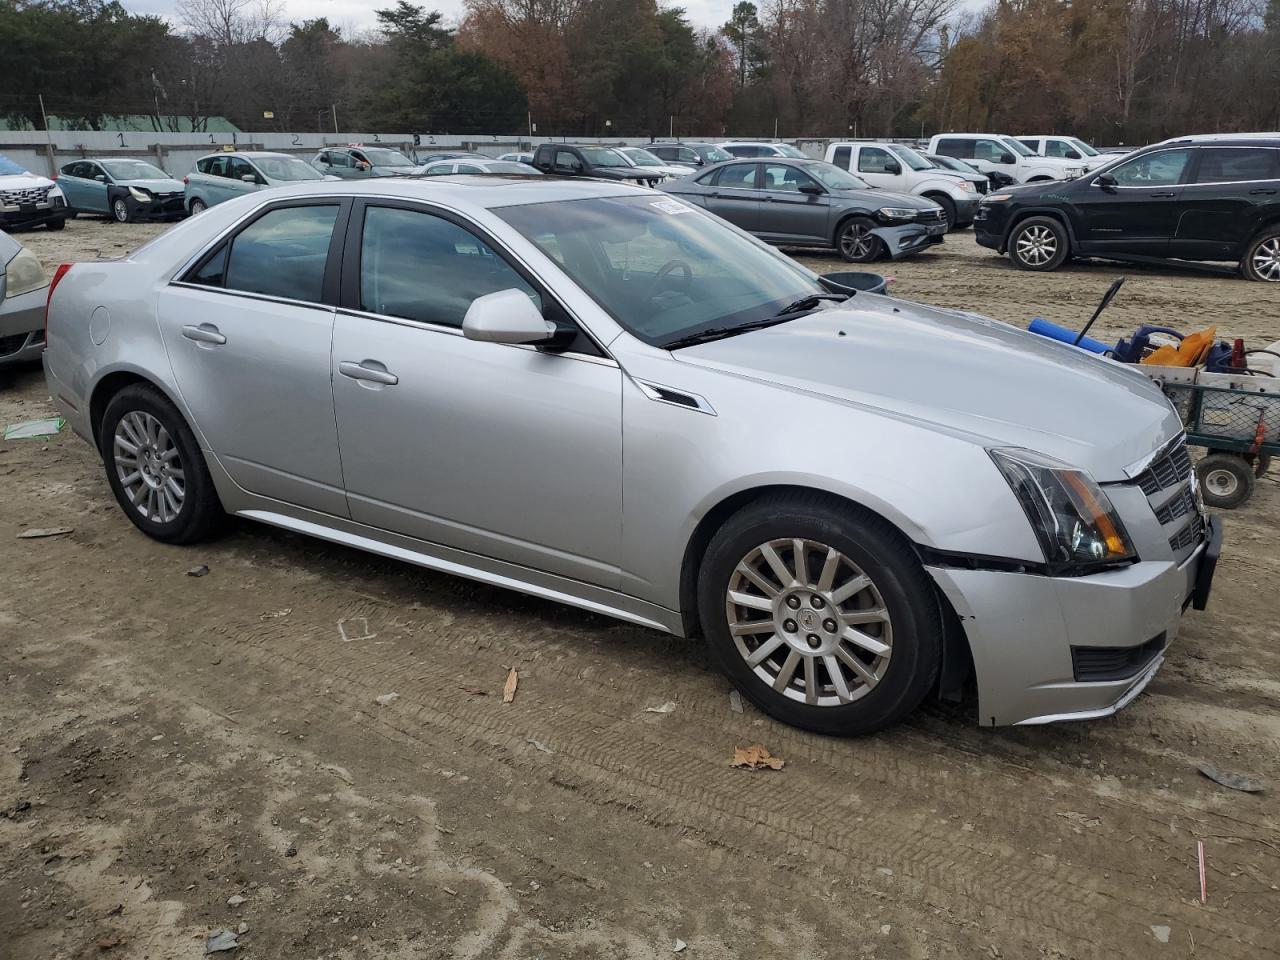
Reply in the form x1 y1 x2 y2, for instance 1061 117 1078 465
113 411 186 524
1252 239 1280 281
1016 225 1057 265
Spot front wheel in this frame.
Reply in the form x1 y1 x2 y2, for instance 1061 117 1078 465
1197 453 1255 509
837 217 884 263
1008 216 1069 271
697 494 943 735
1241 228 1280 282
111 197 131 223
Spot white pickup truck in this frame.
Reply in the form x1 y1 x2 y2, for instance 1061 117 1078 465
1015 135 1119 172
823 141 979 229
926 134 1085 184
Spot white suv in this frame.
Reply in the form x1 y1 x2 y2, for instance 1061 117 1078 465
717 141 809 159
926 134 1084 183
1015 136 1118 172
824 141 979 229
0 154 67 231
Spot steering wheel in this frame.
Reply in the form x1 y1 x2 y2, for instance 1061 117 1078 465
645 259 693 302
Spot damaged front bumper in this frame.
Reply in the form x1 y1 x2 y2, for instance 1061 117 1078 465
872 222 944 260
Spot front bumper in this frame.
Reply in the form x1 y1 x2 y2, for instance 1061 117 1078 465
973 203 1009 250
953 194 979 224
0 195 67 228
928 516 1218 726
125 193 187 221
0 285 47 366
873 222 944 260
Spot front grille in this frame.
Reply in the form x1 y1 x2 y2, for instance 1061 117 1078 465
973 180 988 194
1 185 52 205
1134 439 1192 495
1168 513 1205 553
1072 633 1166 683
915 209 947 223
1153 485 1196 526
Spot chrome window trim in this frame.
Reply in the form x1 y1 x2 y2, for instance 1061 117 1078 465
168 281 336 313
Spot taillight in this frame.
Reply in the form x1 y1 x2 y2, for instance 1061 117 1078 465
183 175 189 185
45 262 74 339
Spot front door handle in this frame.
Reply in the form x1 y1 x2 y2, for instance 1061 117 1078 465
339 360 399 386
1150 191 1177 198
1249 188 1277 195
181 323 226 345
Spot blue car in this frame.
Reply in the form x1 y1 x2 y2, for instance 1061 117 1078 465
57 158 186 223
183 152 327 213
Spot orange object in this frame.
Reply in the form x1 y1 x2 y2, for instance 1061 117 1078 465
1140 326 1217 367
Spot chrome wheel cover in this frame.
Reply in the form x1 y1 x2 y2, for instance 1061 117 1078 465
113 411 185 523
726 538 892 706
1204 467 1239 498
839 223 875 260
1015 224 1057 265
1251 238 1280 281
113 199 128 222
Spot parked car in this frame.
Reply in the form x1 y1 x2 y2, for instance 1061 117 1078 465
58 158 185 223
418 158 540 176
313 146 416 178
975 134 1280 280
616 146 690 179
417 151 487 167
823 142 979 229
646 142 734 168
497 152 534 164
661 157 945 262
184 152 326 213
1016 136 1117 172
0 229 48 368
926 134 1084 183
530 144 657 185
42 176 1218 734
921 151 988 193
0 154 67 231
718 141 808 159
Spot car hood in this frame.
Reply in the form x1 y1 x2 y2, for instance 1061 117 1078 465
827 187 937 209
119 177 185 192
0 172 54 189
673 296 1180 480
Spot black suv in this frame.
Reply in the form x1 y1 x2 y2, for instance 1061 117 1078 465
975 135 1280 281
531 144 659 186
646 142 734 168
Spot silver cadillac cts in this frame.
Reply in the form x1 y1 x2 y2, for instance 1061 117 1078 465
43 177 1220 735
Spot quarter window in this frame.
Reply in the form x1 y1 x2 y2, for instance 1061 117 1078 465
831 145 851 169
223 205 339 302
1109 149 1191 187
1193 148 1277 183
358 206 539 329
935 138 972 159
857 147 895 174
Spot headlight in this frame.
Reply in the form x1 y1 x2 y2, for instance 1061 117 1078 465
957 180 976 193
989 447 1135 570
4 247 48 298
877 206 918 221
982 193 1014 203
128 186 153 202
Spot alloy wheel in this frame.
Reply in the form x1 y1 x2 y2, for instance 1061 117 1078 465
113 199 129 223
839 223 875 260
113 411 186 524
725 538 893 706
1251 238 1280 281
1015 224 1058 265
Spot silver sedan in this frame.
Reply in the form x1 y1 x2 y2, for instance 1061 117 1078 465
43 177 1218 734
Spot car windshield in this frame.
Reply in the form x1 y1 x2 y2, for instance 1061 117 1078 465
887 145 932 171
496 194 825 347
1068 137 1099 156
1001 137 1035 157
577 147 631 167
622 148 665 166
102 160 168 180
363 148 415 167
698 145 732 162
775 144 806 158
805 163 870 190
255 156 324 181
0 155 28 176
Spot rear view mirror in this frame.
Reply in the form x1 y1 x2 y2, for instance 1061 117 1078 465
799 183 824 196
241 174 257 183
94 175 106 182
1066 149 1081 159
999 152 1016 164
463 289 565 347
1095 173 1117 190
885 161 902 175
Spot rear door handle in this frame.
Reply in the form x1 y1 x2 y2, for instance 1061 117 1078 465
339 360 399 386
1249 188 1277 195
181 323 226 345
1150 191 1177 198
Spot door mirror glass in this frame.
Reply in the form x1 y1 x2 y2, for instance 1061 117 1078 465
94 174 106 182
884 160 902 175
798 183 824 196
1066 149 1081 159
462 289 558 345
241 174 258 183
1095 173 1117 189
999 152 1016 164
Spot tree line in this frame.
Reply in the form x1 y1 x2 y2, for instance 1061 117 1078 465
0 0 1276 143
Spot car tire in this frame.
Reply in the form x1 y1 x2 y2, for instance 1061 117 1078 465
1197 453 1255 510
697 493 943 736
189 198 207 215
1008 216 1069 272
99 383 223 544
1240 227 1280 282
837 216 884 263
46 218 66 231
928 194 957 231
112 198 131 223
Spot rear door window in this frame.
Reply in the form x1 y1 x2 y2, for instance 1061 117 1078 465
715 163 759 189
935 138 972 159
1110 149 1191 187
1193 148 1278 183
223 205 340 303
831 145 851 169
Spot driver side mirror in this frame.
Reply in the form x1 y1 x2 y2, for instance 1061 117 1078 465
798 183 824 196
884 161 902 175
94 174 106 182
462 289 571 349
999 152 1016 164
240 174 258 183
1095 173 1117 191
1066 149 1081 159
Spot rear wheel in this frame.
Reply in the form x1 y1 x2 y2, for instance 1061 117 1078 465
837 216 884 263
1008 216 1069 272
189 198 207 215
1241 228 1280 282
698 494 943 735
1197 453 1255 509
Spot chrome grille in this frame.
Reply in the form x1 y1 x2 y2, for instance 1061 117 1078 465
1168 513 1205 553
1134 439 1192 495
1153 486 1195 526
1 185 51 205
915 209 947 223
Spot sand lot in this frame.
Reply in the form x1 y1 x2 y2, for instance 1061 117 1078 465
2 218 1278 960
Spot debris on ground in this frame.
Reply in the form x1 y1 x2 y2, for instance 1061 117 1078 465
4 417 64 440
526 737 553 754
236 922 249 935
673 938 687 953
1198 763 1264 793
187 564 210 577
204 928 239 953
503 668 518 703
259 608 292 620
461 686 488 696
1151 925 1171 944
17 526 74 539
728 690 744 714
226 894 247 907
374 693 400 706
730 744 785 771
95 935 123 950
644 701 677 714
337 616 375 642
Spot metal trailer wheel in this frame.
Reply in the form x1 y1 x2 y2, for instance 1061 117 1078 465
1197 453 1256 510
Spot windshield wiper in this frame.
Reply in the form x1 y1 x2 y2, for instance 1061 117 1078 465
662 293 848 350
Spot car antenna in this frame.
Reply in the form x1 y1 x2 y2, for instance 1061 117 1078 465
1073 276 1126 347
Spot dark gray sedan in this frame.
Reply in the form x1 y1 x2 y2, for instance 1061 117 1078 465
660 158 946 262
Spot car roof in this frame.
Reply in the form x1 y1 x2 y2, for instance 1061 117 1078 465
233 175 649 210
200 151 296 160
1151 132 1280 147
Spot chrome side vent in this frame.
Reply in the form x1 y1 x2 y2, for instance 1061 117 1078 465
634 379 716 415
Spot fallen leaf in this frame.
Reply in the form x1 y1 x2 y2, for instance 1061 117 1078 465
644 701 677 714
503 668 518 704
17 527 74 539
1198 763 1264 793
730 743 784 771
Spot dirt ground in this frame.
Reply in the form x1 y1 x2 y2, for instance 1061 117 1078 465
2 218 1278 960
